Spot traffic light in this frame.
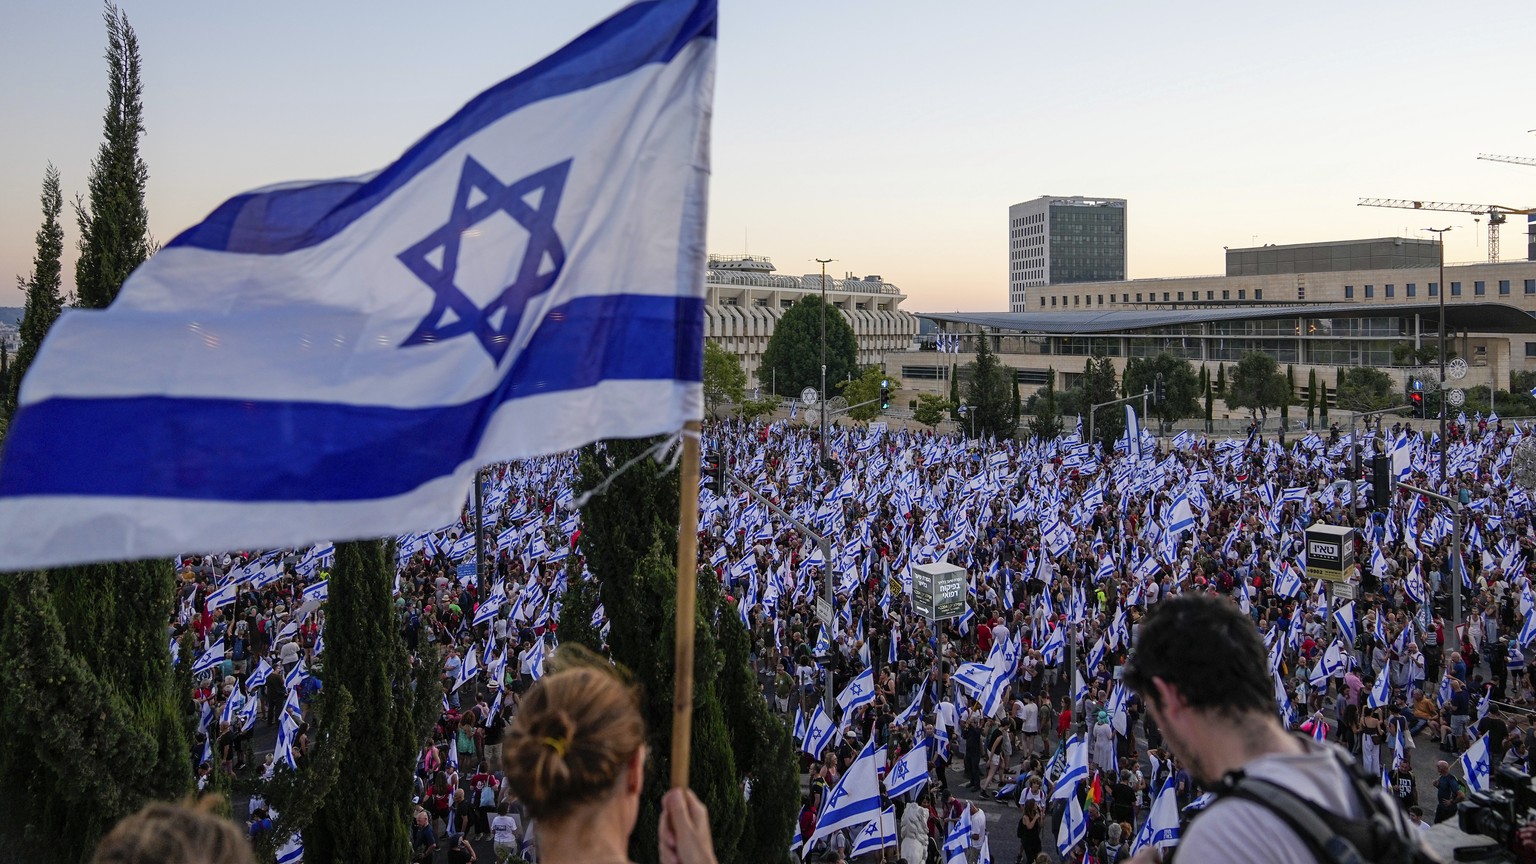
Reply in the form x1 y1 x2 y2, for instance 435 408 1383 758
1153 374 1166 406
1409 390 1424 419
880 378 891 410
1371 453 1393 510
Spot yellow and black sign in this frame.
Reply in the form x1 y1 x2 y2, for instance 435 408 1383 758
1305 523 1356 583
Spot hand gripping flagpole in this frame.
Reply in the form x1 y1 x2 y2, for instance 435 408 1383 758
671 420 703 788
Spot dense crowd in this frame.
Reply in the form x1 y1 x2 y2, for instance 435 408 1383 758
170 409 1536 862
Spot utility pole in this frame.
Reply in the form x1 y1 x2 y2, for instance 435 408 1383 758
724 468 835 712
1400 481 1464 643
1425 227 1452 488
816 258 835 469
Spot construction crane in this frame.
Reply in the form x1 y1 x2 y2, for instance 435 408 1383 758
1479 153 1536 168
1356 198 1536 263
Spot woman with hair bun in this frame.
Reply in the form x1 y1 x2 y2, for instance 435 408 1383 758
502 647 717 864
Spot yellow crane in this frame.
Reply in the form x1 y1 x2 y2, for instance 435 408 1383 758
1356 198 1536 263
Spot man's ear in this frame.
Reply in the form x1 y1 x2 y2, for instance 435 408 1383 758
626 744 646 796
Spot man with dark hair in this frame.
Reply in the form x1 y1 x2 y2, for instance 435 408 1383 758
1121 593 1420 863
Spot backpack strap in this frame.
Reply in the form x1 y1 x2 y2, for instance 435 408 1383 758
1220 776 1368 864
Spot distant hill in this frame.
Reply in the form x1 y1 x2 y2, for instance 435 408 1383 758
0 308 21 326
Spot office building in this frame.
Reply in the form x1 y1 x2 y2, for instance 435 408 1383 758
1008 196 1127 313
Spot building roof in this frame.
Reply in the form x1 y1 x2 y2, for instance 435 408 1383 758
917 302 1536 335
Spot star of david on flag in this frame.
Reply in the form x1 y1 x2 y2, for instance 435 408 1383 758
0 0 717 569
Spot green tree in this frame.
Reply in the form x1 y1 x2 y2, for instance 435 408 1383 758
1334 366 1397 413
306 540 435 863
1011 377 1022 427
75 6 152 312
736 394 781 421
702 340 746 416
1215 363 1227 397
1204 380 1214 433
913 393 954 428
963 330 1014 439
1077 355 1122 447
1307 369 1318 427
568 439 795 863
948 364 961 421
1121 352 1199 430
1227 352 1290 425
6 164 65 426
0 14 191 861
837 366 898 422
1319 381 1330 423
1029 368 1063 441
1281 364 1295 428
757 296 857 398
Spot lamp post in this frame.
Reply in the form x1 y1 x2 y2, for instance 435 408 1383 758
1425 227 1452 488
815 258 834 468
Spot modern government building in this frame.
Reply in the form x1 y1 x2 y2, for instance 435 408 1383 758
907 229 1536 408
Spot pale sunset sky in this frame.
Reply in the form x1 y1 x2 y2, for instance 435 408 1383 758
1 0 1533 313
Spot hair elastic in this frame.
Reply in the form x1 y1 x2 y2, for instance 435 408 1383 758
542 736 568 757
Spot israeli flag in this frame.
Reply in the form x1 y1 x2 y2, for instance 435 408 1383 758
944 806 973 864
191 639 226 677
1058 793 1087 857
884 739 929 799
1052 734 1088 799
1461 733 1493 793
1333 601 1357 645
849 806 896 858
837 666 876 714
0 0 717 569
275 834 304 864
1367 665 1391 709
809 739 883 847
801 703 837 758
1132 779 1182 854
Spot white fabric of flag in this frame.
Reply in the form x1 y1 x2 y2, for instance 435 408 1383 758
1052 734 1088 799
1332 601 1356 645
808 739 882 847
191 639 225 677
1367 664 1391 709
836 666 876 714
1461 733 1492 793
849 806 896 858
0 0 717 569
1058 793 1086 857
884 739 929 799
801 703 837 758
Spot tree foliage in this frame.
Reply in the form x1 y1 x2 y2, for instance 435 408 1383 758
306 540 431 864
1061 355 1122 446
913 393 953 428
702 340 746 416
0 566 190 864
736 394 781 422
962 331 1014 439
1122 352 1200 429
757 296 857 398
1028 368 1063 441
1334 366 1398 413
837 365 898 422
568 439 796 864
6 164 65 426
75 5 151 312
1226 352 1290 421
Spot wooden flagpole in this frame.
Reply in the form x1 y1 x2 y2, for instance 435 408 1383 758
670 419 702 788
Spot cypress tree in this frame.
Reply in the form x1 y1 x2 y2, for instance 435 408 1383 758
567 438 795 864
0 12 190 861
1319 382 1330 422
1204 380 1214 434
307 540 429 863
948 364 961 421
75 6 151 312
1215 363 1226 396
1307 369 1318 427
1010 375 1022 428
6 164 64 425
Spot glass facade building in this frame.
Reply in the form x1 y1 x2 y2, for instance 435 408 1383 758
1008 196 1127 312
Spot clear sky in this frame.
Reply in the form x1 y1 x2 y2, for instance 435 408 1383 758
2 0 1534 313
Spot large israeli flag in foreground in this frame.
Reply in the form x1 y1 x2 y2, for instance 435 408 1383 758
0 0 716 569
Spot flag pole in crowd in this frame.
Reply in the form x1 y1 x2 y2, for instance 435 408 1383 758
670 419 703 787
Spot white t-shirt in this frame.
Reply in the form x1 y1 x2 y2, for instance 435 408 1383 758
1018 701 1040 733
490 814 519 844
1179 739 1363 864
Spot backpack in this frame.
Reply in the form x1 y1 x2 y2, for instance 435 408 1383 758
1214 743 1438 864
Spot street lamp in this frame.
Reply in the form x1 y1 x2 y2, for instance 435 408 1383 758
1424 227 1452 488
815 258 835 468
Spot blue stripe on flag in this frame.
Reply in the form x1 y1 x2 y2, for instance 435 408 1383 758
168 0 717 255
2 293 702 501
